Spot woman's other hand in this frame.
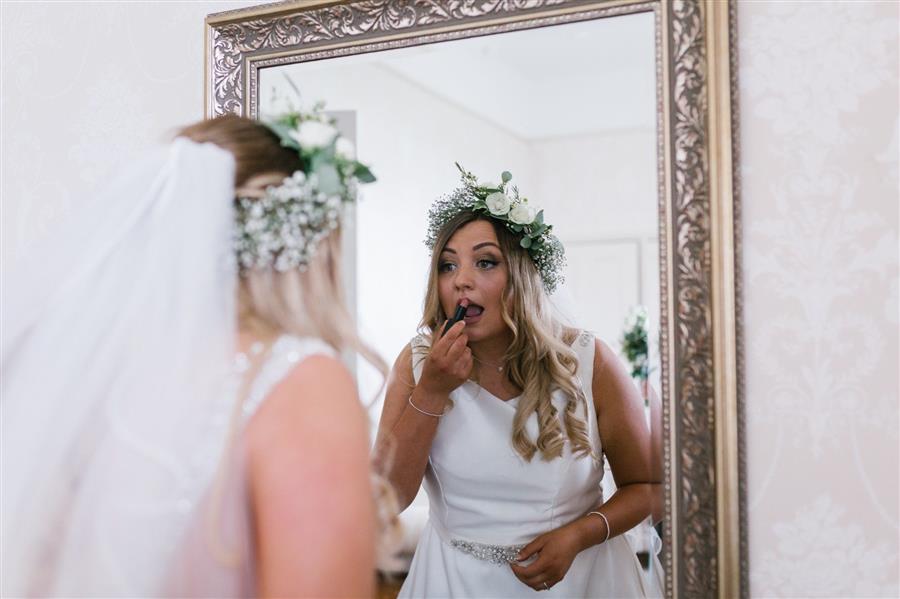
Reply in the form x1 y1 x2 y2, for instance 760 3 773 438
509 521 587 592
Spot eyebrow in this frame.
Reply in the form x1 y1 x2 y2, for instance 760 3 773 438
474 242 501 251
441 242 501 255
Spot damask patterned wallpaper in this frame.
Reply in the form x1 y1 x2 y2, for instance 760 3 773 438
1 1 897 596
0 0 266 270
739 1 898 596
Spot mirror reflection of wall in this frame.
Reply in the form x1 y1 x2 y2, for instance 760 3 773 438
260 14 660 578
261 12 660 419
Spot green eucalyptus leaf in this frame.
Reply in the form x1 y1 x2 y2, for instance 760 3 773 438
314 162 342 195
319 140 337 161
520 236 532 249
266 122 301 152
501 171 512 183
353 163 376 183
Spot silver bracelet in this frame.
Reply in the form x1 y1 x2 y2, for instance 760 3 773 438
587 511 611 544
408 395 445 418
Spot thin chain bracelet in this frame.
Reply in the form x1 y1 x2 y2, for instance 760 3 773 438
587 511 611 544
408 395 446 418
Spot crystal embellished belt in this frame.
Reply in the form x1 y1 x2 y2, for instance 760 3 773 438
448 538 526 566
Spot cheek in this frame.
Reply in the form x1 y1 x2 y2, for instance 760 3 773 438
486 271 508 311
437 276 455 312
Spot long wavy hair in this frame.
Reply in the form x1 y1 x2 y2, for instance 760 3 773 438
176 114 400 566
420 211 595 462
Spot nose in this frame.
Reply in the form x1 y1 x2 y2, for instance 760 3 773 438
454 262 474 291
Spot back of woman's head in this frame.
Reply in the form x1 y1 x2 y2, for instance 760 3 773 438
175 115 382 375
177 114 398 568
176 114 301 188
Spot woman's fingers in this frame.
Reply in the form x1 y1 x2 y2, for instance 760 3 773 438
520 568 560 592
516 536 544 562
420 321 470 393
511 553 548 580
447 331 469 360
510 545 564 591
511 562 557 592
436 320 466 354
460 347 473 368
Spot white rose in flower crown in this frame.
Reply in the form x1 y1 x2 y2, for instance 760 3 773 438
485 192 511 215
291 120 338 149
335 137 356 160
509 201 537 225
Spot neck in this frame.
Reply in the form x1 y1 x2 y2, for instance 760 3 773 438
468 329 513 367
237 316 279 352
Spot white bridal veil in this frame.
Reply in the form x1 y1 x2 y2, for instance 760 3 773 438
1 139 240 595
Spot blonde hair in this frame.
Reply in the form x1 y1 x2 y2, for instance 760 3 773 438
176 115 385 375
420 212 595 462
176 115 401 566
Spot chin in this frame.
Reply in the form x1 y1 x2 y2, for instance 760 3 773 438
467 321 501 342
464 328 484 342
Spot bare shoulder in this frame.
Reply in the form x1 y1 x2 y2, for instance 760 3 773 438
592 337 619 377
374 342 419 448
245 354 367 456
591 337 641 410
244 353 376 596
386 342 415 395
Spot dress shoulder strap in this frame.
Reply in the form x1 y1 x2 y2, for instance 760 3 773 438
240 335 337 423
409 333 432 385
571 329 596 405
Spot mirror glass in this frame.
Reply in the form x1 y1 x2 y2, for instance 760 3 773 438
260 9 663 586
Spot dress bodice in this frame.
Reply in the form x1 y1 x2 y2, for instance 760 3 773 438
410 331 604 546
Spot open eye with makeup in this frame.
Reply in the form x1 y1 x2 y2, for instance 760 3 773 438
437 219 509 343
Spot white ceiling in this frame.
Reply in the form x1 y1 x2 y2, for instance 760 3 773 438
368 11 657 140
266 11 657 140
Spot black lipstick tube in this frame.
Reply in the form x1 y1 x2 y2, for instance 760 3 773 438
442 303 467 337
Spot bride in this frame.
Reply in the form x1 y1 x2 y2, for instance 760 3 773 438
1 110 389 596
375 164 662 598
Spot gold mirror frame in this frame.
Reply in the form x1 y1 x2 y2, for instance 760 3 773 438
204 1 745 597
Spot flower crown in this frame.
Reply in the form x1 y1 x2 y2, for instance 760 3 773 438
424 164 566 293
233 104 376 273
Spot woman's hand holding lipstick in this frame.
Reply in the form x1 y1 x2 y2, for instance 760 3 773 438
442 299 469 337
420 301 473 397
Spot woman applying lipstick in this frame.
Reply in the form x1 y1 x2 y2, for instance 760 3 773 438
374 165 662 597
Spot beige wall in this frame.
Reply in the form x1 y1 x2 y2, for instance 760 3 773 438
739 1 898 596
1 1 897 596
0 0 266 271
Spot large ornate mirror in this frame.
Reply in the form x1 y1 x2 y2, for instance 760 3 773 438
205 1 744 597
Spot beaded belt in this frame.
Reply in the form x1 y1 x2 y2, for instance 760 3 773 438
448 538 526 566
430 517 525 566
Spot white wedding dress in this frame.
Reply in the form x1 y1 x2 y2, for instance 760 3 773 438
166 335 338 597
0 137 341 597
399 330 663 598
